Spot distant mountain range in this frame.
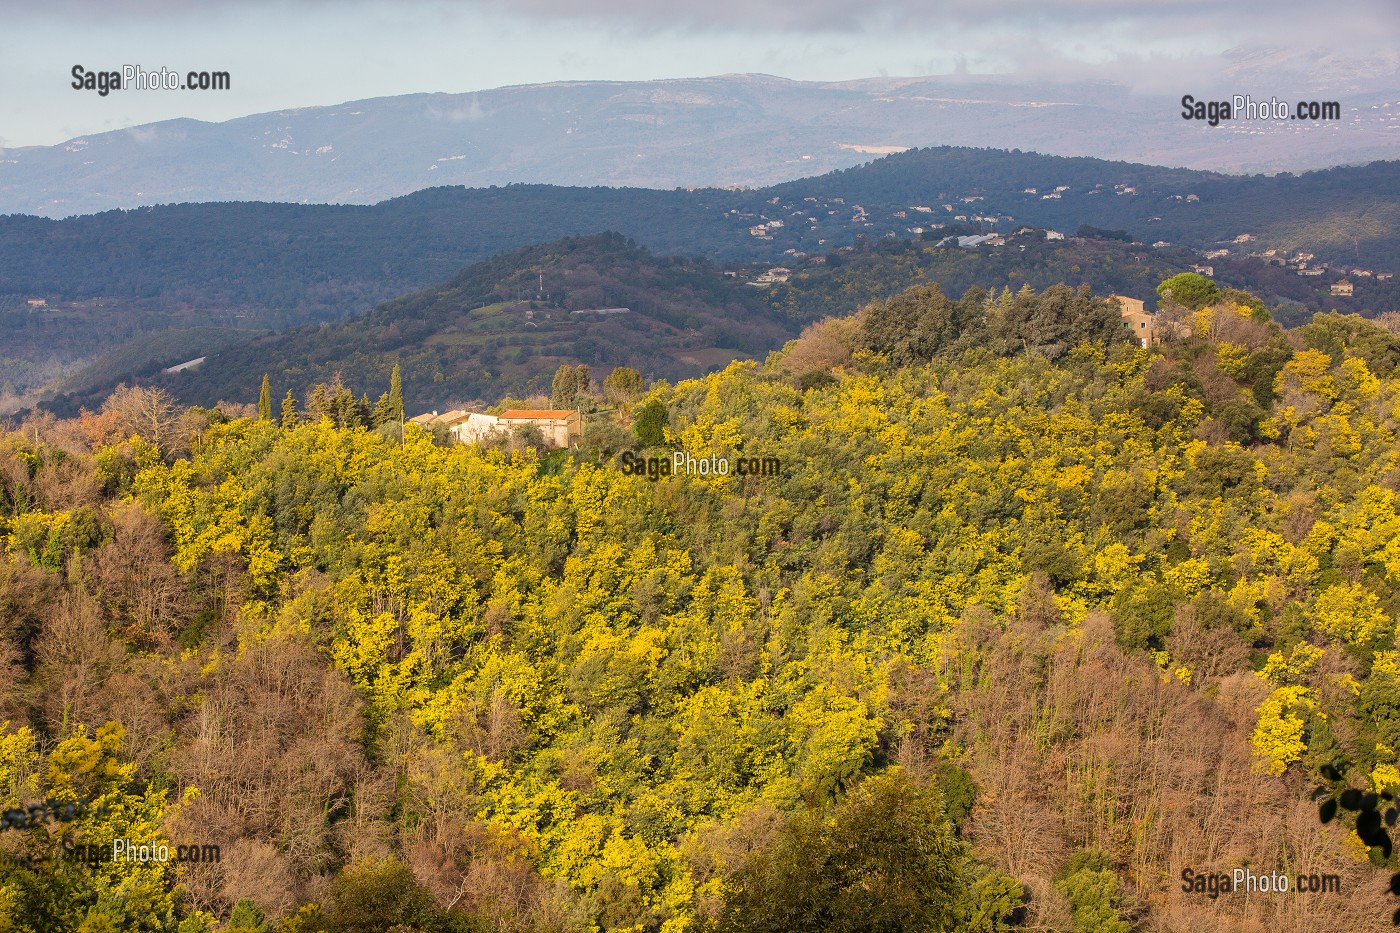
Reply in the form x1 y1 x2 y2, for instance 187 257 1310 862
3 72 1398 217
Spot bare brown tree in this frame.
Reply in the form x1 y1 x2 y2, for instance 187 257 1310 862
90 503 190 649
32 587 125 732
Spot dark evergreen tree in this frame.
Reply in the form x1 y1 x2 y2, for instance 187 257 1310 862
372 392 394 427
388 362 405 422
307 383 331 422
552 363 591 408
634 399 668 447
257 374 272 422
280 389 298 426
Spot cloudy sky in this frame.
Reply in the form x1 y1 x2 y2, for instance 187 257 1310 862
2 0 1396 148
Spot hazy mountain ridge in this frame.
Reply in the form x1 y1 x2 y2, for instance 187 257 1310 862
3 72 1397 217
5 146 1397 410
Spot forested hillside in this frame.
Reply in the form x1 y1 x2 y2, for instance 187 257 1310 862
6 149 1396 411
768 149 1400 268
41 233 789 417
761 232 1389 329
2 281 1399 931
40 229 1382 419
3 149 1393 310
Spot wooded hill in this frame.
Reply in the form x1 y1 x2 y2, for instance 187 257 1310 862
1 149 1394 383
4 150 1395 314
2 278 1399 931
6 148 1395 410
97 233 791 418
45 229 1382 418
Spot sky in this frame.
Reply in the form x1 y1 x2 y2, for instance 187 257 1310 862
1 0 1397 148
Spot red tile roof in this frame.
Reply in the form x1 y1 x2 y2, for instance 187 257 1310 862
497 409 577 420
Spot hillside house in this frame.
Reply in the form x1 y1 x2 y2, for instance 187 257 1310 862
1331 280 1354 297
497 409 582 449
1112 295 1155 347
410 409 582 447
409 409 470 430
451 412 505 443
409 409 460 426
407 409 500 443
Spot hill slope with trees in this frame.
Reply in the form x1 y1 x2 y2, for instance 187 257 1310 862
4 149 1397 407
47 232 790 417
2 277 1399 931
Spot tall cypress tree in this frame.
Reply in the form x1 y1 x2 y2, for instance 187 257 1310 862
258 374 273 421
280 390 298 427
389 363 404 422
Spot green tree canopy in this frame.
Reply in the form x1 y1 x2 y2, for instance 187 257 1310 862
1157 272 1220 311
633 399 669 447
718 771 969 933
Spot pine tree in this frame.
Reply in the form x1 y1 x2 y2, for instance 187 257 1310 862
258 374 273 422
307 383 331 422
372 392 394 427
333 385 359 429
280 390 298 427
389 363 405 422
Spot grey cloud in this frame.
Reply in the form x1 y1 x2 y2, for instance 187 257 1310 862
475 0 1399 39
5 0 1396 31
5 0 1396 58
5 0 1395 96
